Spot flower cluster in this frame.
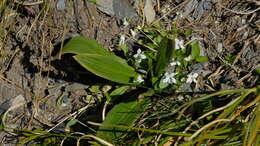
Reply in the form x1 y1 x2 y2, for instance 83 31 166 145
160 39 199 86
129 35 201 89
162 71 198 85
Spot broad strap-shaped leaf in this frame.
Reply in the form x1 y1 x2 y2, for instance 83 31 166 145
62 36 128 65
96 98 148 143
154 38 174 77
62 36 110 55
61 36 139 84
74 54 137 84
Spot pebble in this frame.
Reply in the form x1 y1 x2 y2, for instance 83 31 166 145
57 0 66 11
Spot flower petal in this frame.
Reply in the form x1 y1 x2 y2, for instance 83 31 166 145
170 78 177 83
179 40 185 49
119 35 126 45
140 54 146 59
133 54 138 58
186 77 192 83
164 72 170 76
193 73 199 78
162 77 169 83
184 55 192 61
136 75 144 83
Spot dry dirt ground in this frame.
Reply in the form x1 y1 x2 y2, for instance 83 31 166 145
0 0 259 145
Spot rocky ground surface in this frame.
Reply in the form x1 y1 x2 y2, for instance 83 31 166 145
0 0 259 145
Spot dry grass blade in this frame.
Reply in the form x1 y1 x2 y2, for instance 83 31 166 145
14 0 44 6
77 134 114 146
217 2 260 15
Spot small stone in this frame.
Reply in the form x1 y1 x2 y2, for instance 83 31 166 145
65 83 89 92
113 0 138 21
97 0 114 16
57 0 66 10
217 42 223 53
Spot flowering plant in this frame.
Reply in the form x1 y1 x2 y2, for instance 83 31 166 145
119 24 208 91
61 23 208 143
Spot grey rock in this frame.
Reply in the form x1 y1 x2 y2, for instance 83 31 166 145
65 83 89 92
0 102 10 115
113 0 138 21
189 63 204 71
97 0 115 16
189 63 211 77
57 0 66 10
208 31 219 40
241 47 260 69
217 42 223 53
133 0 140 9
97 0 138 21
183 0 198 17
180 83 192 92
183 0 219 21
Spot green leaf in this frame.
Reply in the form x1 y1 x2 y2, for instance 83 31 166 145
119 44 129 56
108 86 130 102
184 29 192 36
74 54 138 84
158 137 172 146
96 98 148 143
142 136 154 144
89 85 101 93
110 86 130 97
244 104 260 146
154 38 174 76
217 90 252 119
196 56 208 63
61 36 140 84
254 67 260 75
62 36 128 65
88 0 96 3
158 79 169 90
66 119 78 127
191 41 200 59
62 36 110 56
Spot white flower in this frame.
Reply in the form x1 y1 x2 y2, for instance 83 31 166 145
137 25 142 30
184 55 192 61
162 72 178 84
170 60 181 66
130 29 137 38
176 12 183 18
175 38 185 50
181 77 186 82
134 49 146 63
177 95 184 101
135 75 144 83
186 72 199 83
119 34 126 45
123 18 129 26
